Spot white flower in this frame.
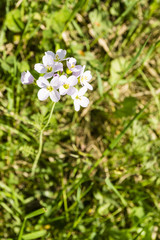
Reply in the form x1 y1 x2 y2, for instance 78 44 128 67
34 53 63 78
67 57 82 76
37 76 60 102
79 65 93 90
45 49 67 62
21 71 34 85
59 75 78 96
71 87 89 111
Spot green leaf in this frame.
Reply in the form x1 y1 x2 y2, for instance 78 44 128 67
25 208 46 219
18 208 46 240
105 178 127 206
114 97 137 118
89 9 112 36
109 57 128 86
18 61 30 72
46 7 70 33
5 9 24 33
22 230 47 240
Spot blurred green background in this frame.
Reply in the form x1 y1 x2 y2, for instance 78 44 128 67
0 0 160 239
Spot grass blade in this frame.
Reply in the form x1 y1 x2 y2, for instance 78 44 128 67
115 0 139 25
122 34 151 77
64 0 86 30
18 208 46 240
25 208 46 219
22 230 47 240
105 178 127 206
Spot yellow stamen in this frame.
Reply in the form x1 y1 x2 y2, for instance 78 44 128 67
63 84 69 89
47 66 52 72
55 54 60 61
75 95 81 100
47 86 53 92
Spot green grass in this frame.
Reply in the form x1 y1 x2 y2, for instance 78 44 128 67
0 0 160 239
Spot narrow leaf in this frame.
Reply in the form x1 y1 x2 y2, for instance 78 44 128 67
25 208 46 220
105 178 127 206
22 230 47 240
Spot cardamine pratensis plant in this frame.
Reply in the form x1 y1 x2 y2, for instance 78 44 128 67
21 49 93 176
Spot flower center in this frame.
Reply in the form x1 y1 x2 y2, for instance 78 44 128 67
63 84 69 89
81 77 84 82
47 66 52 72
47 86 53 92
81 76 87 82
75 95 81 100
71 64 75 68
55 54 60 61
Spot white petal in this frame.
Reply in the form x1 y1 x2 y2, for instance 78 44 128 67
49 90 60 102
54 62 63 72
67 76 78 86
79 86 87 96
21 71 34 85
67 57 76 69
66 61 71 69
83 70 92 81
59 75 67 84
80 96 89 107
80 65 85 76
38 88 49 101
72 70 82 78
71 89 78 99
50 76 60 88
45 51 55 59
71 65 82 73
42 54 54 67
69 57 76 65
56 49 66 60
74 100 80 111
83 82 93 90
59 86 68 95
37 77 49 88
34 63 46 73
44 72 54 79
67 87 76 96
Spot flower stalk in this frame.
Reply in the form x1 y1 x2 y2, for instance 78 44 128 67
31 102 56 176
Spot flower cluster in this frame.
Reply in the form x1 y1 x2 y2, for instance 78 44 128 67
21 49 93 111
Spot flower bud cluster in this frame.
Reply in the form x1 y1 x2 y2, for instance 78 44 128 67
21 49 93 111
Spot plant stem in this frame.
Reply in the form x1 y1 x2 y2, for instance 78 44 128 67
31 102 56 176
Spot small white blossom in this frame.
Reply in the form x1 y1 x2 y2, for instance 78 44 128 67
59 75 78 96
37 76 60 102
67 57 82 76
79 65 93 90
21 71 34 85
21 49 93 111
71 87 89 111
46 49 67 62
34 53 63 78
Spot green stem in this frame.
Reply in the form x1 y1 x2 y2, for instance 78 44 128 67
17 218 26 240
31 102 56 176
